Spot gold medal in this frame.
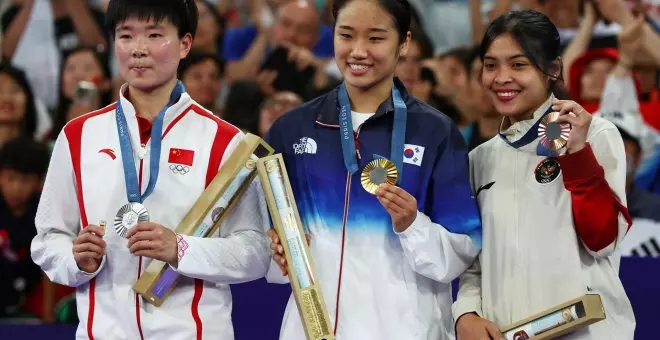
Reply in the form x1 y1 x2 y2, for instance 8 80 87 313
538 112 571 151
361 159 398 195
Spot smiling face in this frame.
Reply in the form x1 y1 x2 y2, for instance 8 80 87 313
334 0 409 93
114 17 192 93
61 50 107 100
182 58 222 108
481 34 551 121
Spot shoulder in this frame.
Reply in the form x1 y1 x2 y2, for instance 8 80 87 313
63 103 117 137
187 101 241 136
587 115 622 142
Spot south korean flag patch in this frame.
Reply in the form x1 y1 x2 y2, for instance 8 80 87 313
403 144 425 166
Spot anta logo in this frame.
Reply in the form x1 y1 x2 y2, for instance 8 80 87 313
99 149 116 160
293 137 317 155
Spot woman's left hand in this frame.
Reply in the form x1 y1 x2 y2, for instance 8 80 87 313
375 183 418 233
551 99 593 154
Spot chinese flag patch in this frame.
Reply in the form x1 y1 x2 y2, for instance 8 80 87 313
168 148 194 166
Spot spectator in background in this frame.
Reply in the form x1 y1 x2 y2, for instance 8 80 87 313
1 0 108 59
223 80 265 134
395 28 434 99
0 137 50 318
434 47 479 130
0 63 37 147
179 52 224 116
1 0 108 109
223 0 333 83
257 91 302 136
457 46 500 151
51 46 113 140
193 0 226 59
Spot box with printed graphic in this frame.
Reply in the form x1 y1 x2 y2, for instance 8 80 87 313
133 133 274 307
501 294 606 340
256 154 335 340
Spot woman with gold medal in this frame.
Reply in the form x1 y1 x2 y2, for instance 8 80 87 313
264 0 482 338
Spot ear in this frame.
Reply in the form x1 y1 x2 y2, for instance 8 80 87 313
180 33 194 59
549 56 562 81
398 31 412 57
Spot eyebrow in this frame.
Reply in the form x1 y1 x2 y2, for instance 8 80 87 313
115 24 165 32
484 54 527 61
336 25 389 33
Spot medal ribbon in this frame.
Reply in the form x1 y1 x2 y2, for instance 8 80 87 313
116 81 185 203
337 82 407 180
497 106 559 156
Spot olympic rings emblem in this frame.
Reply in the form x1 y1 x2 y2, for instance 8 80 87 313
169 164 190 175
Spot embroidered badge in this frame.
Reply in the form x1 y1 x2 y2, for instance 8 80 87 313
534 158 561 184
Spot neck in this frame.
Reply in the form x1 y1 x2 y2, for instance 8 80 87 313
478 114 502 138
507 95 550 125
0 125 21 145
126 78 178 122
345 77 393 113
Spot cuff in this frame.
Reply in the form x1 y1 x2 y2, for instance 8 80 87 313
173 234 191 271
68 249 106 278
558 144 604 189
452 298 483 323
395 210 426 237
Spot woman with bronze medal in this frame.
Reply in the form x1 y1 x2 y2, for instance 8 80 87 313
453 10 635 340
265 0 482 338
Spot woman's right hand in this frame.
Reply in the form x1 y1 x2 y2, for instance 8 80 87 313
267 228 312 276
456 313 505 340
267 228 288 275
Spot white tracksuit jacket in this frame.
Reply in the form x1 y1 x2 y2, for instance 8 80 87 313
453 95 636 339
31 90 271 340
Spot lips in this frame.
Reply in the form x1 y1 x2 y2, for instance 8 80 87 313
493 89 520 102
0 101 14 115
348 63 371 76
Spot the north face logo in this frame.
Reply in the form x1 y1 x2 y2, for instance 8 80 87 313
293 137 317 155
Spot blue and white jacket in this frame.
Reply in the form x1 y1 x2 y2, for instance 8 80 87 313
265 79 482 340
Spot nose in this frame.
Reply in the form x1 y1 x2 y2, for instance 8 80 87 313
131 36 148 58
350 39 367 59
493 66 512 85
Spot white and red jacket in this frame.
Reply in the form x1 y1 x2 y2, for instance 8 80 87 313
453 95 636 339
31 89 271 340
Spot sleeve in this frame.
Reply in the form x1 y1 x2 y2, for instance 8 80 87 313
174 179 271 284
30 132 106 287
452 259 483 321
558 126 632 258
396 124 482 283
222 27 254 62
173 132 271 283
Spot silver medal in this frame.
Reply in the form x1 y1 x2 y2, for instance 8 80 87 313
114 202 149 238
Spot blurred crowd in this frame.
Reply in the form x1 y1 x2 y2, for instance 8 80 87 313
0 0 659 326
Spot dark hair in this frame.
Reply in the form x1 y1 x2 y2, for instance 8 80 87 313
440 45 480 76
105 0 199 39
178 51 224 79
0 63 38 138
51 47 113 139
332 0 411 43
0 137 50 179
480 10 569 99
222 81 265 135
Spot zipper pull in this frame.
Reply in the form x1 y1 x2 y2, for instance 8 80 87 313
137 144 147 159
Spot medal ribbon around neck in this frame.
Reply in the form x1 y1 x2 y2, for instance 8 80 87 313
116 81 186 203
497 105 569 157
337 81 407 181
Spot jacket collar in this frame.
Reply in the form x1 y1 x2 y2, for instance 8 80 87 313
315 77 411 127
